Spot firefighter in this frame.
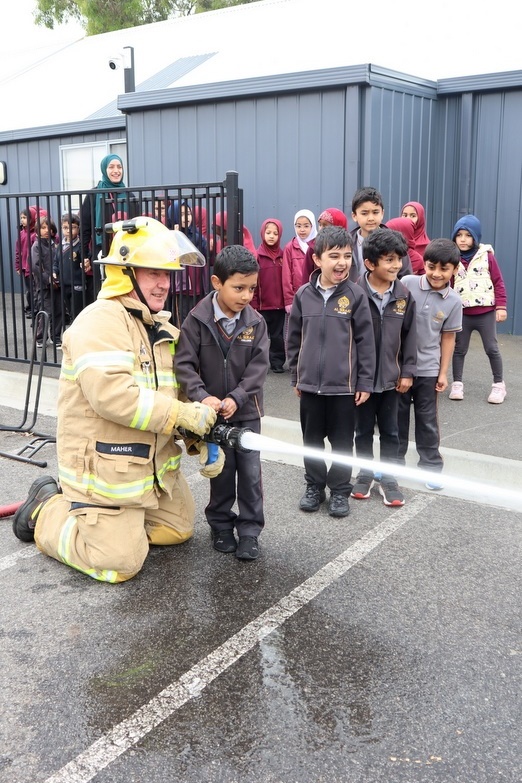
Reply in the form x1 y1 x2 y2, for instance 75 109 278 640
13 217 224 583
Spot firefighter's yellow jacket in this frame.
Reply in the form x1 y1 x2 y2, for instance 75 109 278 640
58 292 184 507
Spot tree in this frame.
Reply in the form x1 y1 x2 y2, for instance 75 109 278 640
35 0 257 35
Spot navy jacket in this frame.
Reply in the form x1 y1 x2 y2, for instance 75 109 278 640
287 269 376 395
175 293 269 423
357 274 417 391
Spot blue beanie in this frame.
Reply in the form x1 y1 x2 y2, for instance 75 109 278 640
451 214 482 246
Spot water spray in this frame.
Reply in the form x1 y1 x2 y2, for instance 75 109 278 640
194 424 522 513
2 425 521 518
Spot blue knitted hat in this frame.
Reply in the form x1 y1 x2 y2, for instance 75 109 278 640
451 214 482 246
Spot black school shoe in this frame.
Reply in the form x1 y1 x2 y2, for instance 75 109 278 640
328 492 350 518
236 536 260 561
299 485 326 512
212 529 237 553
13 476 60 542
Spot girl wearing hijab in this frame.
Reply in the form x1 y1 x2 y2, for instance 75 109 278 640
252 218 286 373
80 154 136 299
385 217 424 275
282 209 317 312
300 207 348 286
401 201 430 257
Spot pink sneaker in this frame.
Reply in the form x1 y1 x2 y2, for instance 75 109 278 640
488 381 506 404
449 381 464 400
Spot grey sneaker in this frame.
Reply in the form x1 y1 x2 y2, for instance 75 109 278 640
351 473 374 499
12 476 59 542
379 480 405 507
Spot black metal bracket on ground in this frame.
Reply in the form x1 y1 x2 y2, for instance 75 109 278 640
0 312 56 467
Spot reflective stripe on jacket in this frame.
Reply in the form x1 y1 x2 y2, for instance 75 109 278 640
57 295 182 507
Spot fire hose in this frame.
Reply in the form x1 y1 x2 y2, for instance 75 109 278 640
0 424 253 518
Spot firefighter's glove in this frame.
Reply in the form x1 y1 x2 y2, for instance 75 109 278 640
174 400 217 437
196 442 226 479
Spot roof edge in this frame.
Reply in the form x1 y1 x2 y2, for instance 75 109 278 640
437 69 522 95
0 115 125 144
117 64 373 111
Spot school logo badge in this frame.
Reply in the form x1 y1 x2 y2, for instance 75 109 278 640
434 310 445 323
237 326 255 342
334 295 351 315
394 298 407 315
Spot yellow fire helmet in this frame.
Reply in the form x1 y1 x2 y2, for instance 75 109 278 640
96 216 206 299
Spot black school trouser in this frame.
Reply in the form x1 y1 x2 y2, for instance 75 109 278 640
397 376 443 472
354 389 400 481
299 392 355 495
205 418 264 538
262 309 286 370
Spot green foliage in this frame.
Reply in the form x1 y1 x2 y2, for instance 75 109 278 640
35 0 256 33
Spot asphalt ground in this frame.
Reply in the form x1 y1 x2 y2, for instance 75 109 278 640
0 333 520 783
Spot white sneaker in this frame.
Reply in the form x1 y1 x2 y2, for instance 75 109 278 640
449 381 464 400
488 381 506 404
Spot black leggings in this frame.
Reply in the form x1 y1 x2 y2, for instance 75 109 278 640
452 310 503 384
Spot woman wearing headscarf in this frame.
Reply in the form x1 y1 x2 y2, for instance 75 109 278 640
80 154 137 300
401 201 430 258
385 216 425 275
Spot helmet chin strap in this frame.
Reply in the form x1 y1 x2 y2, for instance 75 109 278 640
123 267 150 309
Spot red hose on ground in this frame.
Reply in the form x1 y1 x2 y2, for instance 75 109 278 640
0 502 23 519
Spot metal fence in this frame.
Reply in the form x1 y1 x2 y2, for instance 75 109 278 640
0 171 243 367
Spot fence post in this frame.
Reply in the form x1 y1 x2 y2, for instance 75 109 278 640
224 170 241 245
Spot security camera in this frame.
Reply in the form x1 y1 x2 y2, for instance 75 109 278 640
108 56 123 71
108 49 132 71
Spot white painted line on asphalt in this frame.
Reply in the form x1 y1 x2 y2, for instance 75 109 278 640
0 546 40 572
43 494 433 783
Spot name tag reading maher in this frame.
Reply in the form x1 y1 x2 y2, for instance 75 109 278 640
96 442 151 459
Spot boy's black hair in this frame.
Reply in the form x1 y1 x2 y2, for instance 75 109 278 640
362 228 407 265
213 244 259 282
61 212 80 227
313 225 353 258
424 238 460 267
351 186 384 213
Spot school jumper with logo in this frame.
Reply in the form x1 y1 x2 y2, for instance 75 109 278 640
287 269 375 496
175 292 269 537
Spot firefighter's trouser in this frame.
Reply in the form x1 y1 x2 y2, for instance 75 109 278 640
34 471 195 583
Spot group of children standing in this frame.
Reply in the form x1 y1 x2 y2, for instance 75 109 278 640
16 209 91 347
14 188 509 564
174 187 508 562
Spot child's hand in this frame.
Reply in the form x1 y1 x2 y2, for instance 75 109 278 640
293 387 301 398
435 373 448 392
201 395 222 412
354 391 370 405
83 258 92 273
220 397 238 420
396 377 413 393
496 309 507 323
